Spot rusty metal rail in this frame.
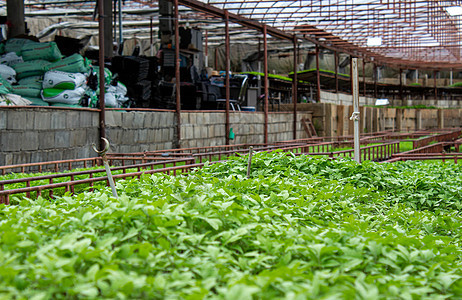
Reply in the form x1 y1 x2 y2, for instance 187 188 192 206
0 160 203 205
412 130 462 149
385 155 462 163
0 158 198 204
0 157 102 175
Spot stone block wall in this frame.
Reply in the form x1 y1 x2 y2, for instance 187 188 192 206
180 111 313 148
1 105 461 166
0 108 99 166
106 110 176 153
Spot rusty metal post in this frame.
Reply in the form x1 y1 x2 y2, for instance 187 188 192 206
98 0 106 150
399 69 403 105
225 11 230 145
205 30 208 67
292 35 298 140
174 0 181 147
315 44 321 102
214 47 218 69
263 24 269 144
150 17 153 48
362 59 366 97
374 64 378 99
334 51 338 93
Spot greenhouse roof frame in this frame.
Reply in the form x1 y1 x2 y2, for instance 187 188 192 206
6 0 462 69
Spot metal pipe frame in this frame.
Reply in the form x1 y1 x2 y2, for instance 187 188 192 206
263 24 269 144
292 35 298 140
225 11 231 145
97 0 106 150
174 0 182 148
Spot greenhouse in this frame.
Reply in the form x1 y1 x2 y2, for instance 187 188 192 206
1 1 462 299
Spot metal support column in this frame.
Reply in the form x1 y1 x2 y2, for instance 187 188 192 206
174 0 181 148
374 64 378 99
98 0 106 149
334 51 338 94
362 59 366 97
225 11 230 145
103 0 113 58
263 25 269 144
350 58 360 163
434 71 438 100
6 0 25 38
292 36 298 140
315 45 321 102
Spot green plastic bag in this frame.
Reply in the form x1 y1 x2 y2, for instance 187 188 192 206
46 54 91 73
12 82 42 98
24 97 49 106
41 87 86 104
49 102 82 108
0 77 11 94
13 60 50 79
5 38 37 54
21 42 62 62
18 75 43 85
93 66 113 86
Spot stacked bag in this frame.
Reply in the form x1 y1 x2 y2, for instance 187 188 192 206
87 66 129 108
0 37 129 108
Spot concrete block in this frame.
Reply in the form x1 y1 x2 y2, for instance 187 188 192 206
54 131 70 148
38 131 56 150
164 142 173 149
189 113 197 125
4 153 13 165
47 150 63 162
66 111 80 129
1 131 21 151
152 129 161 143
7 111 27 130
202 112 210 124
70 129 87 147
20 131 38 151
147 129 156 143
185 126 194 139
133 112 145 128
137 130 148 143
13 151 31 165
143 114 154 128
86 129 99 145
0 110 6 130
34 112 52 130
50 112 67 130
208 126 215 137
122 112 135 128
90 113 98 127
200 126 208 139
168 128 174 141
119 145 131 153
79 111 92 128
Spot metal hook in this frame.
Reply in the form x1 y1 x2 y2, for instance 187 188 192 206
92 137 110 155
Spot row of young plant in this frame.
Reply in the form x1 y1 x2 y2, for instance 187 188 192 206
1 152 462 299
